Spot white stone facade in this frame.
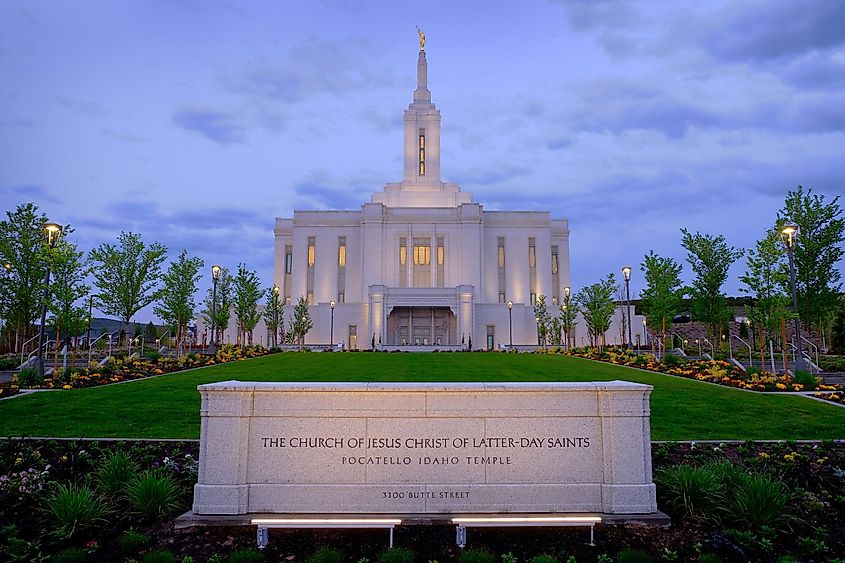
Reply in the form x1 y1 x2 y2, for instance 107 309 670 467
268 49 572 350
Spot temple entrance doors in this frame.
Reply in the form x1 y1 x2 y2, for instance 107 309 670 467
386 307 456 346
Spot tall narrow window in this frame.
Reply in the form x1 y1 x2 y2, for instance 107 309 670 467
551 245 560 306
418 128 425 176
284 244 293 303
436 237 445 288
399 237 408 287
528 237 537 304
337 236 347 303
497 236 506 303
306 236 315 304
413 237 431 287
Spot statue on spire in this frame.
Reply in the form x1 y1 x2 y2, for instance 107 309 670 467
416 26 426 50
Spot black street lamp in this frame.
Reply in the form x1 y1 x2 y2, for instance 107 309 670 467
507 300 513 347
37 222 62 378
86 295 93 366
622 266 633 350
209 265 221 355
781 225 806 371
330 300 336 346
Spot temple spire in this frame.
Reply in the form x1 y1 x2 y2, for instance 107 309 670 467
414 49 431 104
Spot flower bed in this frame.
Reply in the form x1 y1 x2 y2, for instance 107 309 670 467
1 439 843 561
0 344 274 398
814 391 845 406
564 346 843 395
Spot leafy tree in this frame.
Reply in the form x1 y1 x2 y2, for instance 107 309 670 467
233 263 262 347
201 267 233 345
574 274 617 348
533 294 550 348
46 237 90 364
680 228 743 341
289 296 313 348
0 202 49 352
639 252 685 353
263 286 284 348
777 186 844 348
559 292 578 350
739 228 790 361
831 295 845 354
547 316 561 346
154 250 203 355
89 232 167 335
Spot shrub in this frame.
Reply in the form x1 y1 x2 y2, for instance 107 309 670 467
529 556 559 563
16 366 42 387
655 464 723 522
96 450 138 498
51 547 87 563
0 357 19 370
792 369 818 391
696 554 723 563
305 546 345 563
143 551 178 563
44 483 109 539
458 548 496 563
145 351 162 363
615 548 652 563
377 547 414 563
727 473 792 529
229 549 264 563
127 470 182 519
663 353 685 367
118 529 151 555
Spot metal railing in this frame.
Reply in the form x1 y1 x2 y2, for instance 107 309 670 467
730 335 753 366
19 335 40 366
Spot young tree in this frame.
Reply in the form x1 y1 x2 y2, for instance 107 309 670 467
263 286 284 348
233 263 262 347
46 237 90 365
560 291 578 350
89 232 167 337
574 274 617 349
547 316 561 346
0 202 49 352
738 228 789 362
680 228 743 341
289 296 313 349
154 249 203 356
777 186 844 348
201 267 233 345
533 294 550 348
639 251 685 354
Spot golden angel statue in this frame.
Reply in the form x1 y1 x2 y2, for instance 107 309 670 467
416 26 426 50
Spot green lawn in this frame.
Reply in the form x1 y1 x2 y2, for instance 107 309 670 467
1 352 843 440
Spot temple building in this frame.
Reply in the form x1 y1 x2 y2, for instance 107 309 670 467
270 42 571 350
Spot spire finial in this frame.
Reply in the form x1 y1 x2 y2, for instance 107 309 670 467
416 26 426 51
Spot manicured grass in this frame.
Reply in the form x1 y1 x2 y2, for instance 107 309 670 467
1 352 843 440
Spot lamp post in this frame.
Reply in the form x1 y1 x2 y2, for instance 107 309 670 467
781 225 806 371
695 338 701 357
330 300 336 346
507 301 513 347
209 265 221 354
535 316 540 346
107 334 112 358
622 266 633 349
37 222 62 378
272 285 280 347
86 295 93 366
642 319 647 348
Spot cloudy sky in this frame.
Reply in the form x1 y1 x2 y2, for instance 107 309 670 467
2 0 844 322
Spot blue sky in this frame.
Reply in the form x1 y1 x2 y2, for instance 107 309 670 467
2 0 844 322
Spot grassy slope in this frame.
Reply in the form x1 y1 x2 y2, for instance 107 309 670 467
1 352 843 440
